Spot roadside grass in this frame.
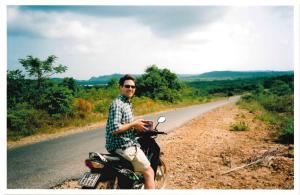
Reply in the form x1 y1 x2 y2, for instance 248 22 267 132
236 95 294 144
7 113 105 141
237 96 263 114
7 95 222 142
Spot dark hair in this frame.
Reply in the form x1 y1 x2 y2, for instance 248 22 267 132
119 74 135 86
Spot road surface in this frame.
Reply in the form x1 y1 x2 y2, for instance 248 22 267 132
7 96 239 189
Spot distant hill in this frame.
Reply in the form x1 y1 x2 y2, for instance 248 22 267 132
52 70 293 85
178 71 294 81
79 73 140 85
89 73 124 82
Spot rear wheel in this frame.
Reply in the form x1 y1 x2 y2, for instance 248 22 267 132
155 159 167 189
95 177 119 189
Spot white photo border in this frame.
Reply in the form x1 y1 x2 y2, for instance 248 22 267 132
1 0 299 195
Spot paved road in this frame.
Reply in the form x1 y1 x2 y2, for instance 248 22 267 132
7 96 239 189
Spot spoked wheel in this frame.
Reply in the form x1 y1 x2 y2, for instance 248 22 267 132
155 159 167 189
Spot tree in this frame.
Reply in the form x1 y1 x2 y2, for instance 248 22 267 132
107 78 119 88
136 65 182 102
60 77 79 96
19 55 67 90
7 70 26 108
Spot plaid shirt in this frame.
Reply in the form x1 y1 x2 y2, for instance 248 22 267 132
105 95 139 152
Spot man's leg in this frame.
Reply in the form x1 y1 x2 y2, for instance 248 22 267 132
115 146 155 189
142 165 155 189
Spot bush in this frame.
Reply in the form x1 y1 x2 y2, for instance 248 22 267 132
7 70 27 108
256 112 281 126
237 98 262 114
269 80 291 96
132 96 164 115
155 86 181 103
37 85 74 115
258 95 293 113
73 98 93 118
241 94 255 101
278 117 294 144
7 103 49 137
230 121 249 131
94 100 110 114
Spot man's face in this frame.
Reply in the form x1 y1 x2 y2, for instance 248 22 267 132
120 79 136 99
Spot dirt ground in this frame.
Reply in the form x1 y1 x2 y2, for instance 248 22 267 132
54 103 294 189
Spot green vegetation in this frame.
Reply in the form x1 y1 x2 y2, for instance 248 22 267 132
136 65 182 103
230 121 249 131
7 55 294 142
237 75 294 144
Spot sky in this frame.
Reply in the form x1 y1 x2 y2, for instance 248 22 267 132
7 6 294 80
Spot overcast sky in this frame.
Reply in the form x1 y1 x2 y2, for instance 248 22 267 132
7 6 293 80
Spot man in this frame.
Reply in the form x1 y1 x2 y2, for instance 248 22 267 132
105 74 155 189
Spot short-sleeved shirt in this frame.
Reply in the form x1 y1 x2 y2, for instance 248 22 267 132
105 95 139 152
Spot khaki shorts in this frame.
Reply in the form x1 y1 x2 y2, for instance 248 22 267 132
115 146 151 172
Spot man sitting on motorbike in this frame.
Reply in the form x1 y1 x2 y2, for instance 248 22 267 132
105 74 155 189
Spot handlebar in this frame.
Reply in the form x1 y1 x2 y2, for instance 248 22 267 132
137 130 167 137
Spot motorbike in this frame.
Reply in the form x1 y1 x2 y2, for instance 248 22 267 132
79 116 168 189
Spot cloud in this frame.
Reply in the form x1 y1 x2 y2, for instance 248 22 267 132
10 6 228 38
7 6 293 80
8 6 96 39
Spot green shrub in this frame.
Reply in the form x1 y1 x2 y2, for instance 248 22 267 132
269 80 291 96
94 100 110 114
240 94 254 102
7 103 49 137
38 85 74 115
258 95 293 113
237 98 262 114
239 90 294 144
279 117 294 144
230 121 249 131
256 112 281 126
155 86 181 103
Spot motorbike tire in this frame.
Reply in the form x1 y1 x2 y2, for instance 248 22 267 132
82 177 119 189
155 159 167 189
96 177 119 189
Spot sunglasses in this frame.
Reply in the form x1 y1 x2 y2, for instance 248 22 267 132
124 85 136 89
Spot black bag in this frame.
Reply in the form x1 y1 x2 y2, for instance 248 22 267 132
138 137 160 176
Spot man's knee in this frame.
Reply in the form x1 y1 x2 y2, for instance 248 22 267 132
143 166 154 178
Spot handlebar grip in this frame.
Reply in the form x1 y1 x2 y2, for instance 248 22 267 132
137 130 167 136
156 131 167 134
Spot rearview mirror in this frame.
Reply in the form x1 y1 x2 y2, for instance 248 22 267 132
157 116 166 123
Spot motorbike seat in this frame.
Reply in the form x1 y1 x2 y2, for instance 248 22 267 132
89 152 132 164
102 153 134 171
101 153 122 162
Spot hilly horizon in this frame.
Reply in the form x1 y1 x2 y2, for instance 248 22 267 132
51 70 293 85
72 70 293 85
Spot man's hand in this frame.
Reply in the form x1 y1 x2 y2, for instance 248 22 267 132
132 119 150 132
112 118 153 135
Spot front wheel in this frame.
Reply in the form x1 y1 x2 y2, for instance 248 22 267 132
155 159 167 189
